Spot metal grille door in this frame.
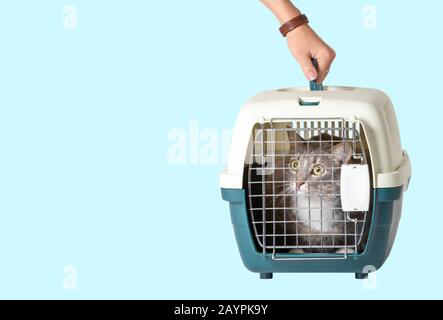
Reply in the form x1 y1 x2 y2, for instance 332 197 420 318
247 119 372 259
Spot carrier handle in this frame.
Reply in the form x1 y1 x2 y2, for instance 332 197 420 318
309 59 324 91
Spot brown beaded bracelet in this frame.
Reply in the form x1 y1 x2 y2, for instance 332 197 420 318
279 14 309 37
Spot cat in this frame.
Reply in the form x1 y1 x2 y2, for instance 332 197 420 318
259 130 366 254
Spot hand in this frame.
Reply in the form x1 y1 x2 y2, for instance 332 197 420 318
286 23 336 84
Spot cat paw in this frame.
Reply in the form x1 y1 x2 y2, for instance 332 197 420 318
336 248 355 254
289 248 305 254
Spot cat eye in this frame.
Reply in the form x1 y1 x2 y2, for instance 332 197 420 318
289 160 300 172
312 164 325 176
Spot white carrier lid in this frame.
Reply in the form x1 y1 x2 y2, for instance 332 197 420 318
220 86 411 191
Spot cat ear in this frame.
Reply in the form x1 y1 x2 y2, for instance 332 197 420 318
332 142 353 163
287 129 305 154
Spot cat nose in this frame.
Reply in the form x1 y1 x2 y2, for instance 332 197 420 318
296 181 305 190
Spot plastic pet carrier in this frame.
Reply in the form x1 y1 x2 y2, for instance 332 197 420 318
220 85 411 279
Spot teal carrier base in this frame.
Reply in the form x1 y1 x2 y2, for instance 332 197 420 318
222 187 404 280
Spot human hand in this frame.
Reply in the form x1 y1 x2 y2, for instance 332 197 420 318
286 23 336 84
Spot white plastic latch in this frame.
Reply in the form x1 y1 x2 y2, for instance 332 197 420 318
340 164 370 212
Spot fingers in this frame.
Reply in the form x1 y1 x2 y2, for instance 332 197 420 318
287 25 336 84
315 48 336 84
296 55 318 82
295 48 336 84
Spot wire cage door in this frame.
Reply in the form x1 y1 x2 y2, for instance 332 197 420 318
247 119 372 260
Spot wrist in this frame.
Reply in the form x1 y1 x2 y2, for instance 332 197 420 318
286 23 312 40
280 14 309 37
278 4 302 24
262 0 301 24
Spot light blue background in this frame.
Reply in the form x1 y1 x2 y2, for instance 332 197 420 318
0 0 440 299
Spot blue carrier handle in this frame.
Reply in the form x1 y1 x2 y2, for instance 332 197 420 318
299 59 323 106
309 59 324 91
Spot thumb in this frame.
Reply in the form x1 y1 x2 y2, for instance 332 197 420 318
296 55 318 82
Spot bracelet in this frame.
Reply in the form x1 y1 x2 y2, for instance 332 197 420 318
279 14 309 37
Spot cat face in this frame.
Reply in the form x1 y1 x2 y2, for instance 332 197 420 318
285 131 353 195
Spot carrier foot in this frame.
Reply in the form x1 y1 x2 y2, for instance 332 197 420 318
355 273 369 280
260 273 273 280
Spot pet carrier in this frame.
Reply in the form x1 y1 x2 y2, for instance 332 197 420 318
220 86 411 279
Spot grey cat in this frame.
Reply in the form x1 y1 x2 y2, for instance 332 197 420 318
261 130 366 254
